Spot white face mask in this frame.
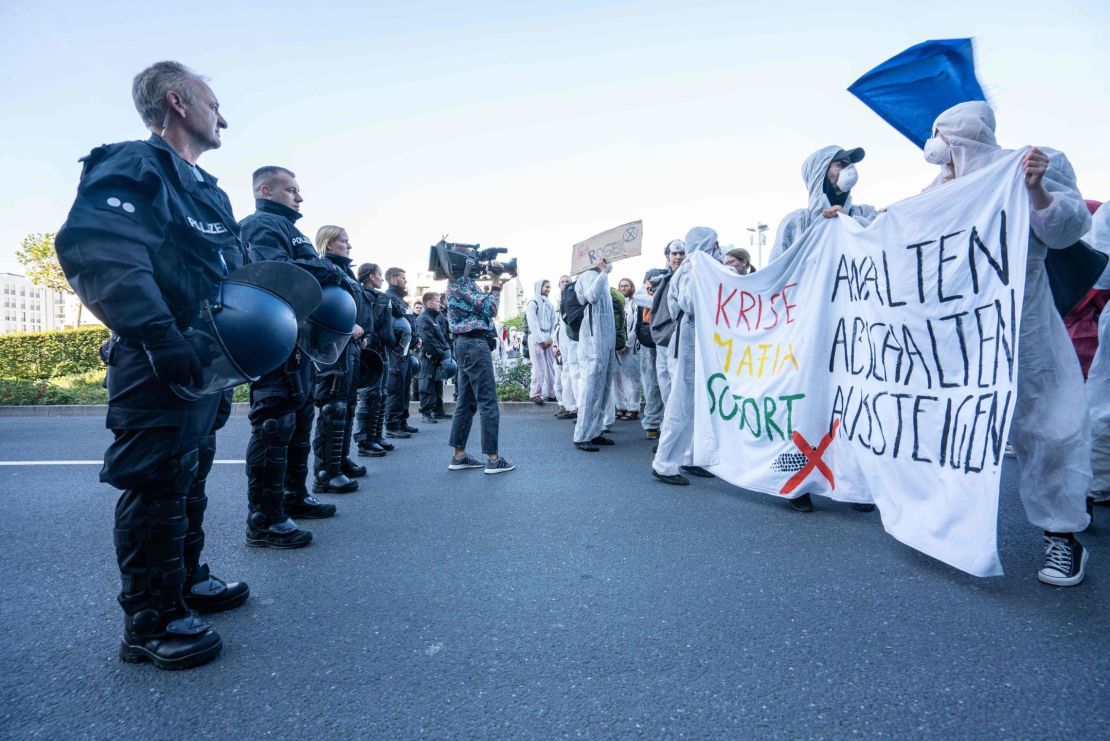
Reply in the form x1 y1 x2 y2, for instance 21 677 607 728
836 164 858 192
923 136 952 165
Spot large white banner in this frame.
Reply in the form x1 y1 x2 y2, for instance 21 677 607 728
690 150 1031 577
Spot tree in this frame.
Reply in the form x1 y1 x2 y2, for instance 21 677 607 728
15 232 82 326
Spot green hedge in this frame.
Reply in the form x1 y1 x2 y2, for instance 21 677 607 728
0 326 110 380
0 370 108 405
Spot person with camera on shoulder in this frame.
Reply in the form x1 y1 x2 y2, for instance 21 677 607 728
445 259 515 474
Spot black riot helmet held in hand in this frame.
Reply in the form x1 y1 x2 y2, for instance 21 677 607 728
299 283 357 365
171 261 321 400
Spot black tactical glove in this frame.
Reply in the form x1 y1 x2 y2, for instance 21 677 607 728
143 331 203 387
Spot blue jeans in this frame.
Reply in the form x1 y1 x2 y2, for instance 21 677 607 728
448 337 500 455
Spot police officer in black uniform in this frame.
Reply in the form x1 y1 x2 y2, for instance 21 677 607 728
415 291 453 423
240 167 345 546
311 225 366 493
55 61 249 669
354 263 396 457
383 267 420 438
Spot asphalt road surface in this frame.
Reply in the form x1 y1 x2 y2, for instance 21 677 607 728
1 409 1107 739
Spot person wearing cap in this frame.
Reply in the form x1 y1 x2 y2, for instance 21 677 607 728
769 146 878 262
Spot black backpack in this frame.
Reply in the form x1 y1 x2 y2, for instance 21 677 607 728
635 305 655 348
559 282 587 341
649 273 681 347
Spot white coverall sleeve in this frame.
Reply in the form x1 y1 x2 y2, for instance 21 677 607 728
1030 151 1091 249
525 301 541 334
848 203 879 226
770 210 805 261
669 262 693 318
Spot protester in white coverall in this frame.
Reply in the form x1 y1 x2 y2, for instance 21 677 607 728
770 145 878 261
1085 202 1110 508
651 227 722 484
634 269 668 437
614 278 642 420
924 101 1092 586
525 279 558 403
655 240 685 401
555 275 579 420
573 261 617 451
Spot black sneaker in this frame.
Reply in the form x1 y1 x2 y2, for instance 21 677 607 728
852 503 876 512
681 465 713 478
385 428 411 439
402 424 420 434
1038 534 1088 587
789 493 814 512
183 564 250 613
421 414 438 424
284 493 338 518
651 468 689 486
485 456 516 475
590 436 615 446
449 454 485 471
574 441 599 452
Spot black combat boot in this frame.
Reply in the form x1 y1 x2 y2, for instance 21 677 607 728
312 400 359 494
340 408 367 477
182 434 249 613
115 469 223 670
246 417 314 547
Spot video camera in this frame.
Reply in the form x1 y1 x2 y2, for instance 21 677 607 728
429 238 519 282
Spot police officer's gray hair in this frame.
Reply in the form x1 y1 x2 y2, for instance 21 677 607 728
132 61 206 130
252 166 297 193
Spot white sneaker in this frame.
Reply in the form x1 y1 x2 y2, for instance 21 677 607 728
1038 535 1088 587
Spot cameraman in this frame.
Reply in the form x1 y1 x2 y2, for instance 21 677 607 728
445 260 515 474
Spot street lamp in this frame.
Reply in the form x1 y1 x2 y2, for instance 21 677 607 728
746 223 768 268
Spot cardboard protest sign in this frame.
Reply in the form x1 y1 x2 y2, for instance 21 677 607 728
571 220 643 275
689 150 1031 577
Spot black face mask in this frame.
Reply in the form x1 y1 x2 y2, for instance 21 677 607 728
823 178 849 208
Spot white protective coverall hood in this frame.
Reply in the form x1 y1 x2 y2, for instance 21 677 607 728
770 145 878 261
1085 201 1110 498
572 267 616 442
526 279 557 343
926 100 1092 532
652 227 720 476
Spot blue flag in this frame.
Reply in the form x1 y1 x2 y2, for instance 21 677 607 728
848 38 986 149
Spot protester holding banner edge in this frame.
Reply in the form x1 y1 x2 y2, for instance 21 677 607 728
922 101 1092 586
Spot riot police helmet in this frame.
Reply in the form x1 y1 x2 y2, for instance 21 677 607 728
171 261 320 400
299 284 357 365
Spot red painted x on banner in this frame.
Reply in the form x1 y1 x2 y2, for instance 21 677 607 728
780 419 840 495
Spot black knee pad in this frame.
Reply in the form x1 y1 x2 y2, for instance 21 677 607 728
257 413 296 446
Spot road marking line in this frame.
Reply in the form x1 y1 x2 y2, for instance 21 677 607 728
0 460 247 466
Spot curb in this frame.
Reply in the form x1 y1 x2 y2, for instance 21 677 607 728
0 401 561 418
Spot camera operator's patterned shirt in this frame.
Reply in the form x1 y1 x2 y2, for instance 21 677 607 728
446 278 500 334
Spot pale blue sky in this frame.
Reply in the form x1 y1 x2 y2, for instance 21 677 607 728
2 0 1107 292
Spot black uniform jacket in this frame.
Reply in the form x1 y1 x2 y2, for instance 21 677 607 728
239 199 337 285
55 135 246 429
415 309 452 364
56 135 246 345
